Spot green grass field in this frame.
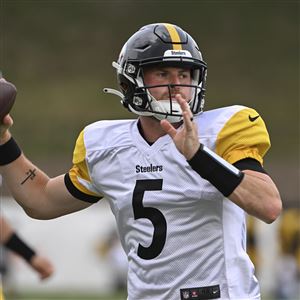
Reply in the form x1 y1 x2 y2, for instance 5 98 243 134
5 292 127 300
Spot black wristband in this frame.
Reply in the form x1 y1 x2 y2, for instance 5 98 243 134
188 144 244 197
0 137 22 165
4 232 36 262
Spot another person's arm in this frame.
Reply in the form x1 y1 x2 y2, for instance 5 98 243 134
0 216 54 280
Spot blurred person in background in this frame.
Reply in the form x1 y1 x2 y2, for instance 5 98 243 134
274 208 300 299
0 214 54 300
0 215 54 281
97 229 128 292
0 23 282 299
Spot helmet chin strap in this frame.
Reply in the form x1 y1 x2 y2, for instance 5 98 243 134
150 100 183 123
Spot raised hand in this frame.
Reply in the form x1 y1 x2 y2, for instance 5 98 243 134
160 94 200 160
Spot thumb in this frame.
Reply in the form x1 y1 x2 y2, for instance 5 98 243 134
1 114 13 127
0 114 13 134
160 119 177 139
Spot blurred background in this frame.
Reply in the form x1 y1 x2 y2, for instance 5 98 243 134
0 0 299 299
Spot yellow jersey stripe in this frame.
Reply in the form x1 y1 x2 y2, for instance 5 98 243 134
69 166 100 197
72 130 91 182
164 23 182 50
73 130 86 164
70 129 100 197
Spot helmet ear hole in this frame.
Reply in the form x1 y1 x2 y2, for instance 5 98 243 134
133 88 149 109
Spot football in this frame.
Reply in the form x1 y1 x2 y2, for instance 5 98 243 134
0 79 17 121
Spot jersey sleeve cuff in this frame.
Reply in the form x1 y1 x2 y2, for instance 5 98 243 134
64 173 102 203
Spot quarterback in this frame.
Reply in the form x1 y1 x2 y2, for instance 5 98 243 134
0 23 281 299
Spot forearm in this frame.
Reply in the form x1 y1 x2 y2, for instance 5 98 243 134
3 228 54 280
0 216 14 243
229 169 282 223
1 157 89 219
188 145 282 223
1 153 52 218
1 216 36 263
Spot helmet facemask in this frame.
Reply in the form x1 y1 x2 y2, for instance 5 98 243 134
111 60 206 123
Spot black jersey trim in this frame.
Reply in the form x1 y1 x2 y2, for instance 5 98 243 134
233 158 268 174
64 173 101 203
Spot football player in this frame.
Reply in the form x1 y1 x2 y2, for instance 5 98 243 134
0 23 281 299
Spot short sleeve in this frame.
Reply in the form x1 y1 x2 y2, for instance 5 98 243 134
66 130 102 203
215 107 271 166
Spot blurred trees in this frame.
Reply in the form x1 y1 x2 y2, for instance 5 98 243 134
0 0 299 201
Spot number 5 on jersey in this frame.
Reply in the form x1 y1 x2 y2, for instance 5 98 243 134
132 179 167 260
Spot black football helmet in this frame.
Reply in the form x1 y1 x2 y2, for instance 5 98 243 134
104 23 207 123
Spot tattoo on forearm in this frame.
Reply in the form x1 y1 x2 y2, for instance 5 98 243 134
21 169 37 185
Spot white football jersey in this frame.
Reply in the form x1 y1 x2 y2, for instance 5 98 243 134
67 105 270 300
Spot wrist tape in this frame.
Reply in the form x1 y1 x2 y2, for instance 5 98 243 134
188 144 244 197
0 137 22 165
4 233 36 262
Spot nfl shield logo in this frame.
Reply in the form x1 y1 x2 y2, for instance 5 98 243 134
182 291 190 299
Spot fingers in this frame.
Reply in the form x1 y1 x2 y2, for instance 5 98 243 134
175 94 192 116
182 110 194 132
160 94 195 140
31 255 54 280
175 94 194 129
40 269 54 280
